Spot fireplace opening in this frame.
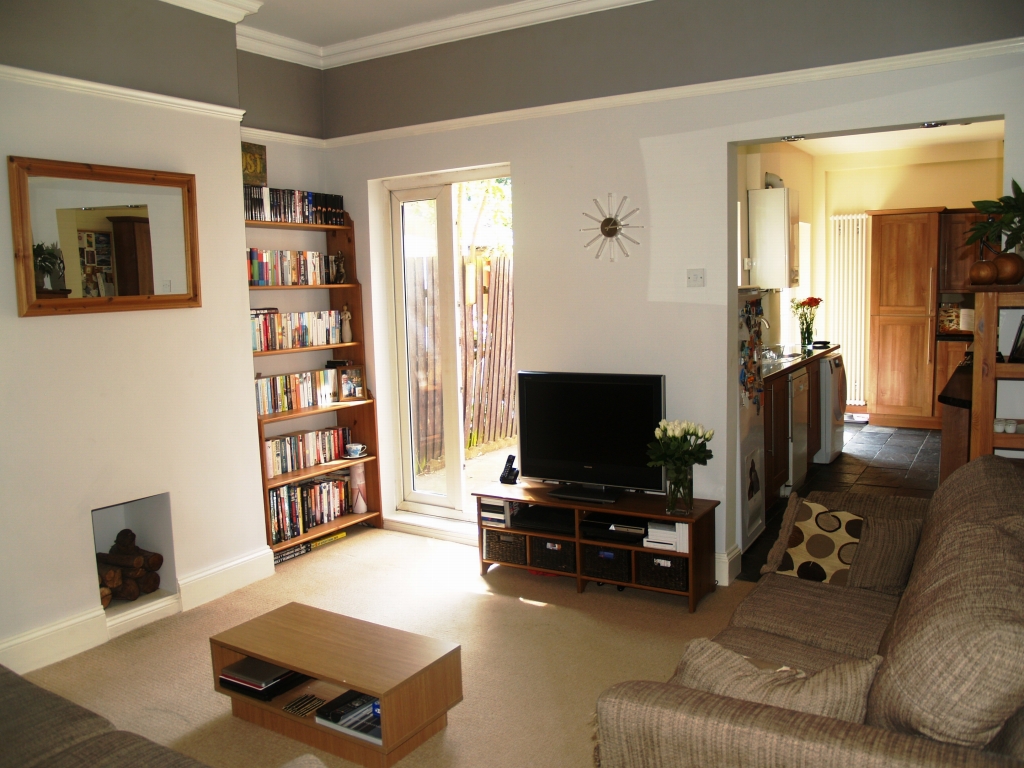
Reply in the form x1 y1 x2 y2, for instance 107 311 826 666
91 493 180 636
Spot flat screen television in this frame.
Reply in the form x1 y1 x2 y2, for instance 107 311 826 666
517 371 665 503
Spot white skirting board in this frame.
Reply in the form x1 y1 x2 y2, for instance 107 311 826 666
716 546 742 587
0 547 274 673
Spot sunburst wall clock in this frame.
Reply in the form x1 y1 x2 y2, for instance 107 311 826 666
582 193 643 261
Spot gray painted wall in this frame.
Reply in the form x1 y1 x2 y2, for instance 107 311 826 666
0 0 238 108
322 0 1024 137
237 51 323 138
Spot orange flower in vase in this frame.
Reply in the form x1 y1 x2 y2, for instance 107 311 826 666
791 297 823 348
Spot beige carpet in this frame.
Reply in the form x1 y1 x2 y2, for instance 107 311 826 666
28 527 755 768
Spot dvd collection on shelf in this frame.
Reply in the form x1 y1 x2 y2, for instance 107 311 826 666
265 426 353 479
255 368 340 417
247 248 347 287
273 530 347 564
270 469 351 545
244 184 345 226
250 308 344 352
316 690 382 745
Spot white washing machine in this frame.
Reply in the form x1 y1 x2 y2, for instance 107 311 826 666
814 353 847 464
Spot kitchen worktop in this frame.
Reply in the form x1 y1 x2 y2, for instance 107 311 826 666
762 344 840 380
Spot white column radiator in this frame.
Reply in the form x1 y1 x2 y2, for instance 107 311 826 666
828 214 868 406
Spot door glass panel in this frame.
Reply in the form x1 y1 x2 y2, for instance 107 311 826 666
400 199 446 495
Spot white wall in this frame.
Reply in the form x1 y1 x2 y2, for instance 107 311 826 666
319 51 1024 580
0 74 273 671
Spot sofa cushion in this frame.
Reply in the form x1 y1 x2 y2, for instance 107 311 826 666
32 731 211 768
866 456 1024 749
669 638 882 723
713 626 861 675
730 573 899 659
848 516 923 595
775 504 862 585
0 664 113 768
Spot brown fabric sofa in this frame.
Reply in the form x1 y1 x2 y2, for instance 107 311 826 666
0 662 211 768
597 455 1024 768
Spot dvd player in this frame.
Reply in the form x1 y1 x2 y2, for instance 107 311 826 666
579 512 646 545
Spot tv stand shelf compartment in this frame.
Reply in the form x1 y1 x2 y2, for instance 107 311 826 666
246 213 382 555
473 482 717 613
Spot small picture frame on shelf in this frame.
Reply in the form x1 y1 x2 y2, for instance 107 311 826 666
338 366 365 400
328 252 346 284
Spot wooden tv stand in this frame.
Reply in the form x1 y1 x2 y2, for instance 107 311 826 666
473 482 718 613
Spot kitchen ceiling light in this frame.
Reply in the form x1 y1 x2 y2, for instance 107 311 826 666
922 122 947 128
781 135 805 142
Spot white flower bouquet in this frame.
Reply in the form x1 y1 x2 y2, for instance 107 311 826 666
647 419 714 511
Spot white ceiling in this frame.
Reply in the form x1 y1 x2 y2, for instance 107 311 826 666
794 119 1004 156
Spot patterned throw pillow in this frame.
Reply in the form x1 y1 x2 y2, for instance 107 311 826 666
777 501 862 585
670 638 882 723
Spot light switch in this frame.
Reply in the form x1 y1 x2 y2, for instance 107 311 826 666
686 268 706 288
162 280 172 293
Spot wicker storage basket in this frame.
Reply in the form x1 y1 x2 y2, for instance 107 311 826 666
635 550 688 592
529 536 576 573
484 529 527 565
581 544 632 583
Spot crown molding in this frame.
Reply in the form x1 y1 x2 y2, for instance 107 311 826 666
236 0 654 69
158 0 262 24
321 36 1024 147
240 126 325 148
0 64 246 120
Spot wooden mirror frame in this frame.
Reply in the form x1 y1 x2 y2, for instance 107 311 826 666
8 156 201 316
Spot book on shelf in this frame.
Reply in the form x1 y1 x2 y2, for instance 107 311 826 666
269 472 351 545
250 309 344 352
248 248 346 287
244 184 345 226
255 368 339 416
274 542 312 564
265 426 353 478
315 690 382 745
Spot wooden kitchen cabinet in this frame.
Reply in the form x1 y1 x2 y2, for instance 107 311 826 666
870 210 940 316
939 209 987 292
869 314 936 417
933 340 970 419
807 361 821 462
763 374 790 508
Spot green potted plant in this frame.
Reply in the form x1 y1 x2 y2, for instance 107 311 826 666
647 419 714 512
965 179 1024 285
32 242 66 291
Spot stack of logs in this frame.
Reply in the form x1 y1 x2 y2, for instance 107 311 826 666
97 529 163 607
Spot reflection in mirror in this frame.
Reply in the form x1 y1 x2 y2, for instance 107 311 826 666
8 157 200 316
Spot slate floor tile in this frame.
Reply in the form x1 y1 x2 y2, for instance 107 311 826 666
857 467 907 487
861 425 898 433
849 484 897 496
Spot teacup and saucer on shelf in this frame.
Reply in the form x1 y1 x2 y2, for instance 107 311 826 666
345 443 367 458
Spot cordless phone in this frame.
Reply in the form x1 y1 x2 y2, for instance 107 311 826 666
499 455 519 484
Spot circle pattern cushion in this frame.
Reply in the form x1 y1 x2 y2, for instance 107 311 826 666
777 501 862 585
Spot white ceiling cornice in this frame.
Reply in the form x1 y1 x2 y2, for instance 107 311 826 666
236 0 655 69
158 0 262 24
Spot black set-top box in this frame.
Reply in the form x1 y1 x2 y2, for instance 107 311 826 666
580 512 646 545
509 504 574 535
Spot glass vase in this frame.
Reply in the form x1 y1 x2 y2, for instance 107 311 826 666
800 319 813 348
667 466 694 512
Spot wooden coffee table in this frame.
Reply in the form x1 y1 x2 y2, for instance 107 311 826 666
210 603 462 768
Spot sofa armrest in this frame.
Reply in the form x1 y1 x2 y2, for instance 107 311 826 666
596 681 1021 768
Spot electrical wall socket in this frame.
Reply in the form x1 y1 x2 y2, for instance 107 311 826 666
686 268 706 288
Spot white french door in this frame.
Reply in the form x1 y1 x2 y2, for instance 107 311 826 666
391 185 468 519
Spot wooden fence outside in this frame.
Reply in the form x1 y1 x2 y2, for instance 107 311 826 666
404 254 444 473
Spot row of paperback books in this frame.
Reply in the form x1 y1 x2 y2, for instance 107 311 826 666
265 426 353 479
270 469 351 545
251 308 344 352
244 185 345 226
273 530 347 565
255 368 338 417
247 248 346 287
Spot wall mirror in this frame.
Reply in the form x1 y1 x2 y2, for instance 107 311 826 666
8 156 201 316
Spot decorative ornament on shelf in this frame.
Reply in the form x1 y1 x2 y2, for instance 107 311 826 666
581 193 643 261
966 179 1024 286
791 296 823 347
32 242 66 291
647 420 714 512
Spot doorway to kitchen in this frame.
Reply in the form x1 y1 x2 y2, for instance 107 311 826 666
390 168 516 522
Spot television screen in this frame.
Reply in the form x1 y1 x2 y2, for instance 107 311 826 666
518 371 665 495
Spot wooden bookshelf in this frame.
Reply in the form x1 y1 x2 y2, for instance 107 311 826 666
248 210 383 556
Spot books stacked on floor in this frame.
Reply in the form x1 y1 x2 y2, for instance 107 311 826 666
479 497 510 527
315 690 382 745
219 657 309 702
265 426 353 478
643 520 690 553
247 248 346 287
274 530 347 563
270 471 351 544
244 184 345 226
251 308 344 352
255 369 339 416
